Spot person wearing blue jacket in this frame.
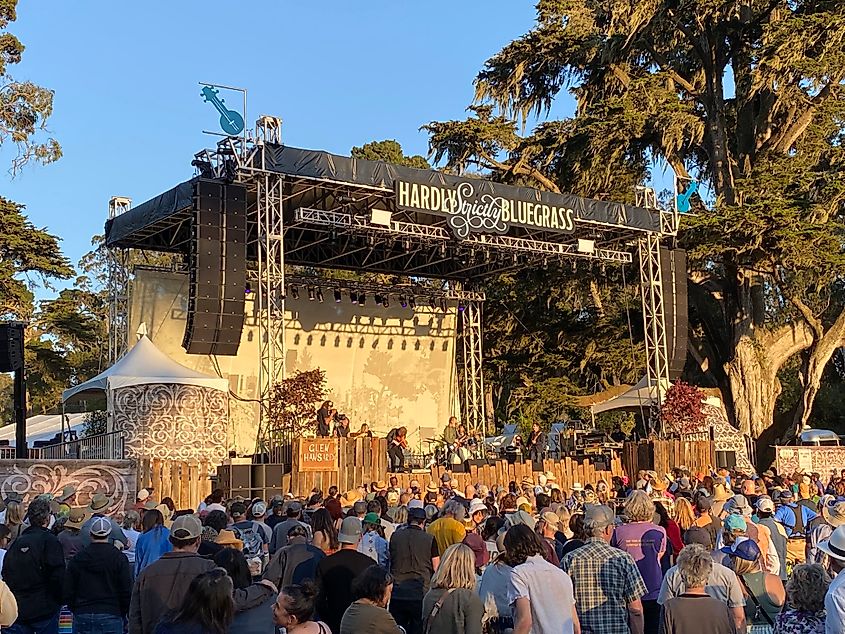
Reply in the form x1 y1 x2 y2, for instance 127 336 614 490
134 509 172 576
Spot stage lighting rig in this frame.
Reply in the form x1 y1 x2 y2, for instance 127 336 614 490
334 289 342 303
358 293 367 306
316 288 324 303
408 297 416 309
307 287 316 301
350 291 358 304
399 295 407 308
382 296 390 308
439 298 447 312
291 286 299 300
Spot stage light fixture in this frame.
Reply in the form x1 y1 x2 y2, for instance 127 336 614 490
382 296 389 308
244 282 252 295
408 296 416 309
458 300 465 312
190 158 215 178
399 295 407 308
374 294 383 305
429 297 436 309
334 289 342 303
358 293 367 306
439 298 447 312
291 286 299 300
316 288 324 303
308 287 316 301
350 291 358 304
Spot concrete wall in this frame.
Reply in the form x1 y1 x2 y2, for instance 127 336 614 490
129 269 458 455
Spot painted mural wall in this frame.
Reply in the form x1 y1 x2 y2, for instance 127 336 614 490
128 269 458 455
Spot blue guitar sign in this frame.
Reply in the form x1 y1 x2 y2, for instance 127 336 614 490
201 85 245 135
676 180 699 213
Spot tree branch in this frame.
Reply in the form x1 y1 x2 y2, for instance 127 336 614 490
643 44 700 96
478 150 561 193
773 79 840 153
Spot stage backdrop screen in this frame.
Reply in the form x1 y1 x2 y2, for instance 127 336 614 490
129 269 458 455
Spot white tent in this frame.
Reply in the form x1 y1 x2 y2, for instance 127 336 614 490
590 376 672 415
0 413 87 446
62 335 227 403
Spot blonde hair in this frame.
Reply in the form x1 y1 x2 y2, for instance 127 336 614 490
5 501 22 526
674 498 696 531
732 554 760 575
625 490 656 522
677 543 713 588
430 543 477 590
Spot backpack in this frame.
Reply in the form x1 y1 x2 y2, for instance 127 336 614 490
233 521 264 558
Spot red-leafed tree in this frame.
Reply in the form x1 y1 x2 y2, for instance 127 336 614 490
661 381 707 437
267 369 327 436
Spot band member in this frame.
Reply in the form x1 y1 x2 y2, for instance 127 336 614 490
333 414 350 437
526 422 547 463
350 423 373 438
443 416 459 445
455 424 470 446
316 400 333 437
387 426 408 472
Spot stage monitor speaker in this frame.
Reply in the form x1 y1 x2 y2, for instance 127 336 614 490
661 248 689 380
716 450 737 470
183 180 247 356
0 322 24 373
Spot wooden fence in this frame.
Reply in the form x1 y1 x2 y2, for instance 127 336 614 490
288 437 624 497
623 440 715 478
137 458 211 510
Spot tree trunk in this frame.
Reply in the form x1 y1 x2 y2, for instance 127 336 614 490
790 308 845 436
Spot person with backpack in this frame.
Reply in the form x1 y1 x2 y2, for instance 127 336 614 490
774 489 817 565
229 502 268 575
2 497 66 634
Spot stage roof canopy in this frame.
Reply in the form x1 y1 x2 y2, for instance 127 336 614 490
62 335 228 403
105 144 664 280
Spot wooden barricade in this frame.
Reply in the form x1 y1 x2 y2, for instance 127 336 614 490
136 458 211 510
288 437 625 496
622 439 715 478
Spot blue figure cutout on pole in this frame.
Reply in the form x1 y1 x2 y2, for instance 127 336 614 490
201 86 245 135
676 180 699 213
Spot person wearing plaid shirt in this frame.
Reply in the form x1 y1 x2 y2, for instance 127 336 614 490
561 504 647 634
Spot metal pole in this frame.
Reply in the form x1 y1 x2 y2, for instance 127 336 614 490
14 365 26 459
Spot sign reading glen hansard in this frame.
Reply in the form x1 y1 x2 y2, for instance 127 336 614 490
395 178 576 239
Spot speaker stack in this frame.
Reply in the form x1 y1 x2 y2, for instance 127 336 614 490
660 248 689 380
0 323 24 373
182 180 247 356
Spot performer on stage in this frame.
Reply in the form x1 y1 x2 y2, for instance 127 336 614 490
443 416 459 445
386 426 408 472
526 422 547 463
350 423 373 438
333 414 351 437
316 401 333 437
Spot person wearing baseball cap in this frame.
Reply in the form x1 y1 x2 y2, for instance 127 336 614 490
755 496 787 580
129 514 216 634
774 486 818 565
314 517 373 634
64 516 133 632
720 537 785 627
359 513 389 567
390 506 439 634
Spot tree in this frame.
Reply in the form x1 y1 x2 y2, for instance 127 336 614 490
0 1 61 173
267 369 327 437
424 0 845 441
661 381 707 437
351 139 429 169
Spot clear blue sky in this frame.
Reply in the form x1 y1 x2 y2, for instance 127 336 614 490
5 1 649 286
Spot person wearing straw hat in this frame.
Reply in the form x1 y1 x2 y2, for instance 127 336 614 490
820 525 845 633
80 493 128 549
809 499 845 566
65 517 133 633
55 485 77 517
57 507 90 562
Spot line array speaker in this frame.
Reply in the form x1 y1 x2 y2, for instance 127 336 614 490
660 248 689 380
182 180 247 356
0 322 24 373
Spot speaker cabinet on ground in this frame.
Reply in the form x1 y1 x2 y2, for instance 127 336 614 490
183 180 247 356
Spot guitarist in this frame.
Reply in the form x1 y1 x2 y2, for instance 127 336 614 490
526 422 547 463
387 426 408 472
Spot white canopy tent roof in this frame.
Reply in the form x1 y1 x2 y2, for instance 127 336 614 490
0 413 87 446
590 376 672 415
62 335 228 403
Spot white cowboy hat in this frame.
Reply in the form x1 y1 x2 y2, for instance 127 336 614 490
819 525 845 561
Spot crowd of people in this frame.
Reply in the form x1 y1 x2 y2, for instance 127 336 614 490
1 466 845 633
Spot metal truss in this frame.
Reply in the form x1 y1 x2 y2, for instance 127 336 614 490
107 197 132 365
639 233 670 426
293 208 633 264
282 275 486 303
457 299 486 436
255 164 287 456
